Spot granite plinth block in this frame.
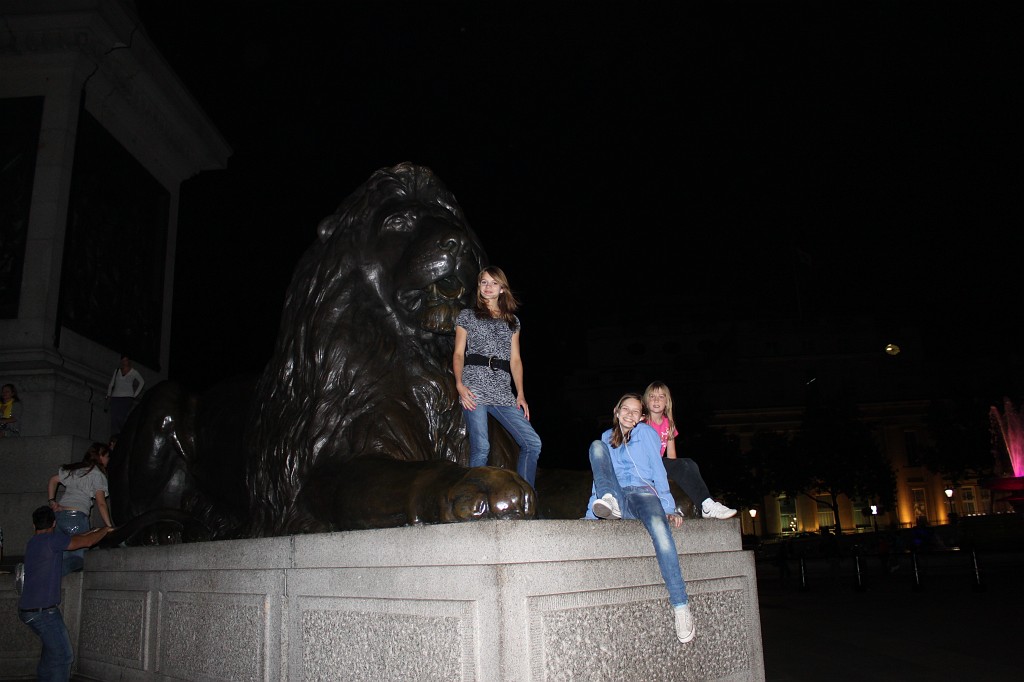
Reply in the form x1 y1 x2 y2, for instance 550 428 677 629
0 519 764 681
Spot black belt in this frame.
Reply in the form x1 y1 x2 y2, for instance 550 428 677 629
465 353 511 373
20 605 59 613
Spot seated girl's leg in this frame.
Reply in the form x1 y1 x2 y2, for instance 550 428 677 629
489 405 542 487
663 458 711 509
589 440 624 505
462 406 492 468
624 489 688 607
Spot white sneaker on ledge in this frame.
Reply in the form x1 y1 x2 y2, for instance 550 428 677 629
701 500 737 519
674 603 695 643
592 493 622 519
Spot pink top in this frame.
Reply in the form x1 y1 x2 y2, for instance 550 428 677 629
646 416 678 457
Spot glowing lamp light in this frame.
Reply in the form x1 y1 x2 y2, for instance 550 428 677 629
945 488 954 499
870 505 878 515
748 509 757 518
885 343 901 356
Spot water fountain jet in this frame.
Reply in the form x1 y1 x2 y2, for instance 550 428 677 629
986 397 1024 513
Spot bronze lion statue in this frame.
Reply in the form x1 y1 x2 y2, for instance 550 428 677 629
107 163 535 542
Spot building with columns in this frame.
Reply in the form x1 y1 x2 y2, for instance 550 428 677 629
1 0 229 552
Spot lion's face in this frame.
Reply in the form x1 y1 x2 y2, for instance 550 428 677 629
378 205 484 336
312 166 486 341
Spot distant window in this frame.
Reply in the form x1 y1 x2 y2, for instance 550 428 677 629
852 498 871 528
0 96 43 319
959 486 978 515
912 488 928 524
778 495 798 533
815 496 835 529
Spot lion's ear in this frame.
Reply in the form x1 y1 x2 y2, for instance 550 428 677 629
317 216 339 243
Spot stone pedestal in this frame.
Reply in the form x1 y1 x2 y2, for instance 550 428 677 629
0 519 763 681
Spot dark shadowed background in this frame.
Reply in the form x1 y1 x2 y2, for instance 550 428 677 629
133 1 1023 464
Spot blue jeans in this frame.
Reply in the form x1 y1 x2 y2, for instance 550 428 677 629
57 510 89 575
663 457 711 510
589 440 688 606
463 404 542 487
19 607 73 682
109 396 135 435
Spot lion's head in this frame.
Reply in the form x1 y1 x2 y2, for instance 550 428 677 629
246 163 489 534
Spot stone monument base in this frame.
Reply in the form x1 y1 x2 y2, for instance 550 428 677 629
0 519 763 681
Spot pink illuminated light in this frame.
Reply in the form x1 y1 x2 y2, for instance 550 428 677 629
990 397 1024 478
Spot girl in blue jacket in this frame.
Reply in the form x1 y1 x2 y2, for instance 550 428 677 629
585 392 695 644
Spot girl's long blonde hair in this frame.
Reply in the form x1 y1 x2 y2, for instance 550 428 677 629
643 380 675 435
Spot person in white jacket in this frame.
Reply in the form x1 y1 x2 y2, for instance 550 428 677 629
106 355 144 436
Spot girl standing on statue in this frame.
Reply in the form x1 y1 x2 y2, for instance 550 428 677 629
106 355 145 436
584 392 695 643
453 266 542 488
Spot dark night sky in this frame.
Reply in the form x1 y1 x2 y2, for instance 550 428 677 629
133 2 1023 420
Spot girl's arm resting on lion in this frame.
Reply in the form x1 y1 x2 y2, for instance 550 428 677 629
665 437 678 459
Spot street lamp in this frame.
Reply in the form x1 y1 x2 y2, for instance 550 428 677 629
870 504 879 532
944 488 954 521
748 508 757 536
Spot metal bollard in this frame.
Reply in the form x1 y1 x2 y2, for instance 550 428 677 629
971 549 986 592
911 550 923 591
799 556 809 591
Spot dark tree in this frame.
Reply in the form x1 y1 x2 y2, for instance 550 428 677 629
789 401 896 536
679 421 741 505
713 430 792 537
923 398 997 488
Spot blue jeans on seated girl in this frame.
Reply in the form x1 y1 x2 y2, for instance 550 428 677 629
463 404 542 488
56 510 89 574
589 439 688 606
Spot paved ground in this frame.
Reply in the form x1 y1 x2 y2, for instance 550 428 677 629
757 549 1024 681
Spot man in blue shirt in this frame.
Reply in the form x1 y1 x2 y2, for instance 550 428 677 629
18 506 115 681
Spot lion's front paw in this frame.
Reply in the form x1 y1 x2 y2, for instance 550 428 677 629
439 466 535 523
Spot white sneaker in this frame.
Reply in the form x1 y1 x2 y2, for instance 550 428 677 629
701 500 737 520
14 562 25 595
591 493 622 519
674 603 695 643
